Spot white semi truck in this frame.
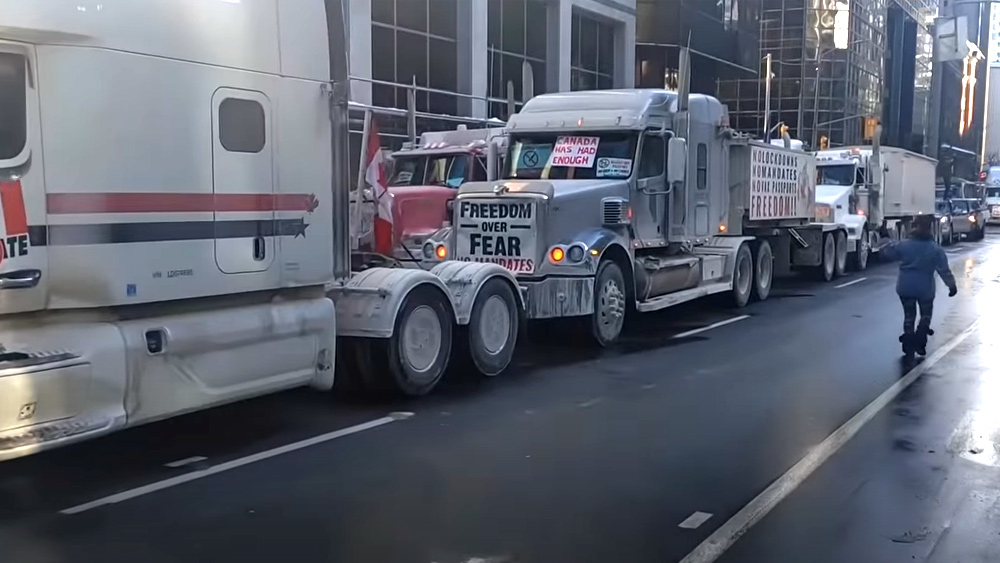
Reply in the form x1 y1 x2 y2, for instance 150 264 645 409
426 61 849 346
815 142 937 269
0 0 522 461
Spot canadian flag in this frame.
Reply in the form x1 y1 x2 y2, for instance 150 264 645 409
364 119 394 255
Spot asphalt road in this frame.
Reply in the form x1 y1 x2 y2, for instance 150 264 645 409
1 232 997 563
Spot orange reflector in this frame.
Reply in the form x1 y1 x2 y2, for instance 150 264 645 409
550 247 565 262
719 224 727 232
435 245 448 259
590 248 600 256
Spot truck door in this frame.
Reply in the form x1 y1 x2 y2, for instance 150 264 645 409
211 89 275 274
0 46 46 315
633 133 668 244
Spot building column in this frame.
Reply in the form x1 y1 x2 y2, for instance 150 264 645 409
458 0 489 118
548 0 574 92
616 17 636 88
348 0 372 105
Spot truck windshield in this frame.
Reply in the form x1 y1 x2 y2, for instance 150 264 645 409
504 132 637 180
816 164 855 186
390 154 468 189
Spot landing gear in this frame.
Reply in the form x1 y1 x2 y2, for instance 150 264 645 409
591 259 627 347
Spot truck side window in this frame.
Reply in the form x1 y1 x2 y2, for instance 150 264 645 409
219 98 266 153
639 135 665 178
0 53 26 161
855 166 866 186
697 143 708 189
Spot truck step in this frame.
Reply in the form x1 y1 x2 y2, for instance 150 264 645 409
636 281 732 313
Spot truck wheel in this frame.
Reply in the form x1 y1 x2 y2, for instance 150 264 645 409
465 278 519 376
730 243 753 307
591 259 627 347
834 231 847 277
383 286 453 396
817 233 835 282
852 228 870 271
752 240 773 302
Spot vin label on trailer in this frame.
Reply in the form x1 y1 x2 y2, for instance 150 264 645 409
456 199 537 274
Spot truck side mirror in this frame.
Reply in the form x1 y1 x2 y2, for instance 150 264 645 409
667 137 688 185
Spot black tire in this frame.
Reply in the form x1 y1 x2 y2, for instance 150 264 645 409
730 243 753 307
464 278 519 376
817 232 835 282
752 239 773 302
834 231 847 278
591 259 627 347
851 228 870 271
366 286 453 396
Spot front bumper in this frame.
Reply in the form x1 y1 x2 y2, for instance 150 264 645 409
519 276 594 320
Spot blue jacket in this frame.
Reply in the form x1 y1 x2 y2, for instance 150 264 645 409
881 237 957 300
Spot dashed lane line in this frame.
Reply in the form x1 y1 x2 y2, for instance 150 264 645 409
673 316 751 339
61 412 414 515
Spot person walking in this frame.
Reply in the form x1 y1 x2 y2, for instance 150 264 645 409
878 214 958 358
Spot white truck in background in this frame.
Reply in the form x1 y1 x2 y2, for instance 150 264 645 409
0 0 523 462
815 141 937 270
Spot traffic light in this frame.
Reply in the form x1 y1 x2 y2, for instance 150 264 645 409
819 135 829 149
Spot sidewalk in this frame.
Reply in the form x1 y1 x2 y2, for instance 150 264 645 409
720 310 1000 562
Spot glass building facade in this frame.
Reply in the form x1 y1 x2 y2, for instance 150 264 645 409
718 0 934 152
635 0 762 110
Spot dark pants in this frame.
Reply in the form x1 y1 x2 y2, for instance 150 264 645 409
900 296 933 335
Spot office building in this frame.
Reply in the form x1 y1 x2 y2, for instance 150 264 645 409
348 0 636 130
634 0 762 133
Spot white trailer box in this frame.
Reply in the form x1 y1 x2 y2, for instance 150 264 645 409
881 147 936 218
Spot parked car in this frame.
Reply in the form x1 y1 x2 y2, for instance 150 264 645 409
936 199 955 245
949 198 986 241
986 185 1000 224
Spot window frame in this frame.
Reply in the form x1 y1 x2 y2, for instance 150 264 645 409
638 134 665 179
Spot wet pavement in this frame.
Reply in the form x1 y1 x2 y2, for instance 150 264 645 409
1 233 999 563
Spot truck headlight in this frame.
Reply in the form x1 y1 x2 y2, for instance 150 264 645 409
567 245 586 263
422 242 435 259
940 216 948 223
969 215 977 223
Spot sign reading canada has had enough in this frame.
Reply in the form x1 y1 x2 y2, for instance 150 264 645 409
547 136 600 168
749 145 815 221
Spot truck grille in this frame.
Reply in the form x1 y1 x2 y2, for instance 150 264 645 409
602 198 629 225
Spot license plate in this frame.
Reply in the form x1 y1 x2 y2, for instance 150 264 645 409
456 199 538 274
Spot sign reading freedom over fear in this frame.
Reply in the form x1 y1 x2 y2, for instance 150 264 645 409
546 136 600 168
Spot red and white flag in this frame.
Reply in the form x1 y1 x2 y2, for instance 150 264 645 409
364 118 393 255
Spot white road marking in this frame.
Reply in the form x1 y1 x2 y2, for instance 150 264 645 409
679 511 714 529
578 397 603 408
163 456 207 468
673 315 750 339
678 319 981 563
834 277 868 289
61 413 412 515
